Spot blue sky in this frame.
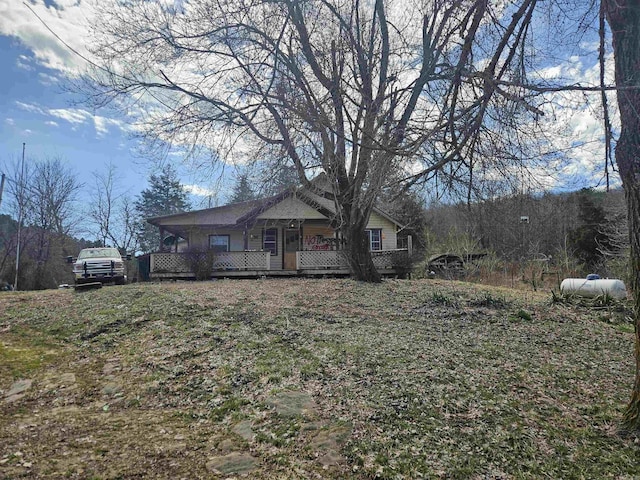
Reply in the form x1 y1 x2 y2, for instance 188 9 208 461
0 0 620 222
0 1 223 217
0 35 147 192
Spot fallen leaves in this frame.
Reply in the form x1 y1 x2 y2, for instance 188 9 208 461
0 279 637 478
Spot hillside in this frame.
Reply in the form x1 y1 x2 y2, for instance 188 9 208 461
0 279 638 478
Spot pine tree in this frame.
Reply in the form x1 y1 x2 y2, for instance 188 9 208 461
229 173 256 203
568 189 610 271
135 165 190 253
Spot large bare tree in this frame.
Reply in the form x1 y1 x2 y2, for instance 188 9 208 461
603 0 640 433
84 0 549 282
89 162 138 252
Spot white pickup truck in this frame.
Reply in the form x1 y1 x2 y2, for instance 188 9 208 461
68 247 129 285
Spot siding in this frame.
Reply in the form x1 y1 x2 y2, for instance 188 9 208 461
257 195 328 220
248 227 283 270
366 211 398 250
190 229 244 251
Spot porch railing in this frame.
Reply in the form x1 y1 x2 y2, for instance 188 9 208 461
296 249 409 270
150 249 409 276
150 251 270 274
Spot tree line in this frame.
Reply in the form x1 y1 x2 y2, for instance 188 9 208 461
0 159 190 290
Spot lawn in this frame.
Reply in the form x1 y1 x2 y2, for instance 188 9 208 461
0 278 638 479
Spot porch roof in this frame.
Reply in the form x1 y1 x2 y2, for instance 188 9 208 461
147 177 403 239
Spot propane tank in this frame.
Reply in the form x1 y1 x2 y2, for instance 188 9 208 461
560 275 627 299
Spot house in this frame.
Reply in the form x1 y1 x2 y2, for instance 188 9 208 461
144 180 411 279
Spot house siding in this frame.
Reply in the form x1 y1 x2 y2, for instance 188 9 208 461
248 227 283 270
190 229 244 251
366 212 398 250
256 195 328 220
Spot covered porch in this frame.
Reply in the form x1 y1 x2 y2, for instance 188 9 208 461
145 186 411 279
147 244 412 279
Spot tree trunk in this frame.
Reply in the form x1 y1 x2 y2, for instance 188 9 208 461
342 220 382 283
603 0 640 433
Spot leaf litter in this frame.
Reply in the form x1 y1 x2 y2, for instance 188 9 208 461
0 278 638 479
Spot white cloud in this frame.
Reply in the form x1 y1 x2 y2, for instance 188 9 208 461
0 0 98 75
16 54 35 71
93 115 126 137
15 101 46 115
5 118 15 126
38 72 60 86
184 184 216 197
14 100 129 137
49 107 91 124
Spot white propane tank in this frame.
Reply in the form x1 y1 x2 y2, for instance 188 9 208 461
560 275 627 299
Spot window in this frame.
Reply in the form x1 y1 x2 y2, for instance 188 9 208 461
366 229 382 251
263 228 278 255
209 235 230 253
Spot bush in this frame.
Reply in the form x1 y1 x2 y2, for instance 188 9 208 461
184 247 217 280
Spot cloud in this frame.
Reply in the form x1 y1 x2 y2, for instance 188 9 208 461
49 107 91 124
14 100 128 137
15 101 46 115
184 184 216 197
16 54 35 71
38 72 60 86
93 115 126 137
0 0 96 75
5 118 15 126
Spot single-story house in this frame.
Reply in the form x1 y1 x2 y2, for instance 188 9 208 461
144 180 411 279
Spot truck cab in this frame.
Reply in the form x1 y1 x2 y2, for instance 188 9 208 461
69 248 128 285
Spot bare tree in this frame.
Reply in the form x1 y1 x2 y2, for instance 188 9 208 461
603 0 640 432
1 156 82 289
89 162 137 252
83 0 555 281
27 157 83 236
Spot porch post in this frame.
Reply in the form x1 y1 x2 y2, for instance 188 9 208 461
407 235 413 256
159 227 165 252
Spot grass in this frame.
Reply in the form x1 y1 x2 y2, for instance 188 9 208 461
0 279 638 479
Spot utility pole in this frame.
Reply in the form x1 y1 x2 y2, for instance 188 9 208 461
0 172 5 208
14 143 26 290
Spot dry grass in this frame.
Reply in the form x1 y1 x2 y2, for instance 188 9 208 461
0 279 638 479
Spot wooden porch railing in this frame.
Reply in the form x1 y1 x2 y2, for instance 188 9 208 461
296 249 409 270
150 251 270 274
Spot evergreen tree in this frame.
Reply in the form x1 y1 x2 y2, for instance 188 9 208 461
229 172 256 203
568 189 610 271
260 164 299 197
135 165 190 253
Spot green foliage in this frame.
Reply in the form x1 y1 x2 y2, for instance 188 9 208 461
134 165 190 253
567 189 611 271
259 164 299 197
429 290 458 307
424 227 482 258
229 172 257 203
510 309 532 322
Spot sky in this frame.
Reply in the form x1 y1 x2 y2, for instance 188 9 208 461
0 0 224 218
0 0 620 224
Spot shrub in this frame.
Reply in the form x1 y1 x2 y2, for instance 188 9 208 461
184 247 217 280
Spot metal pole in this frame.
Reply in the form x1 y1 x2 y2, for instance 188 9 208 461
14 143 26 290
0 173 5 208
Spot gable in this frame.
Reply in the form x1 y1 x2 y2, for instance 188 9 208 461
256 195 328 220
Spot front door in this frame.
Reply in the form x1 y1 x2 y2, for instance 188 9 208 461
284 229 300 270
